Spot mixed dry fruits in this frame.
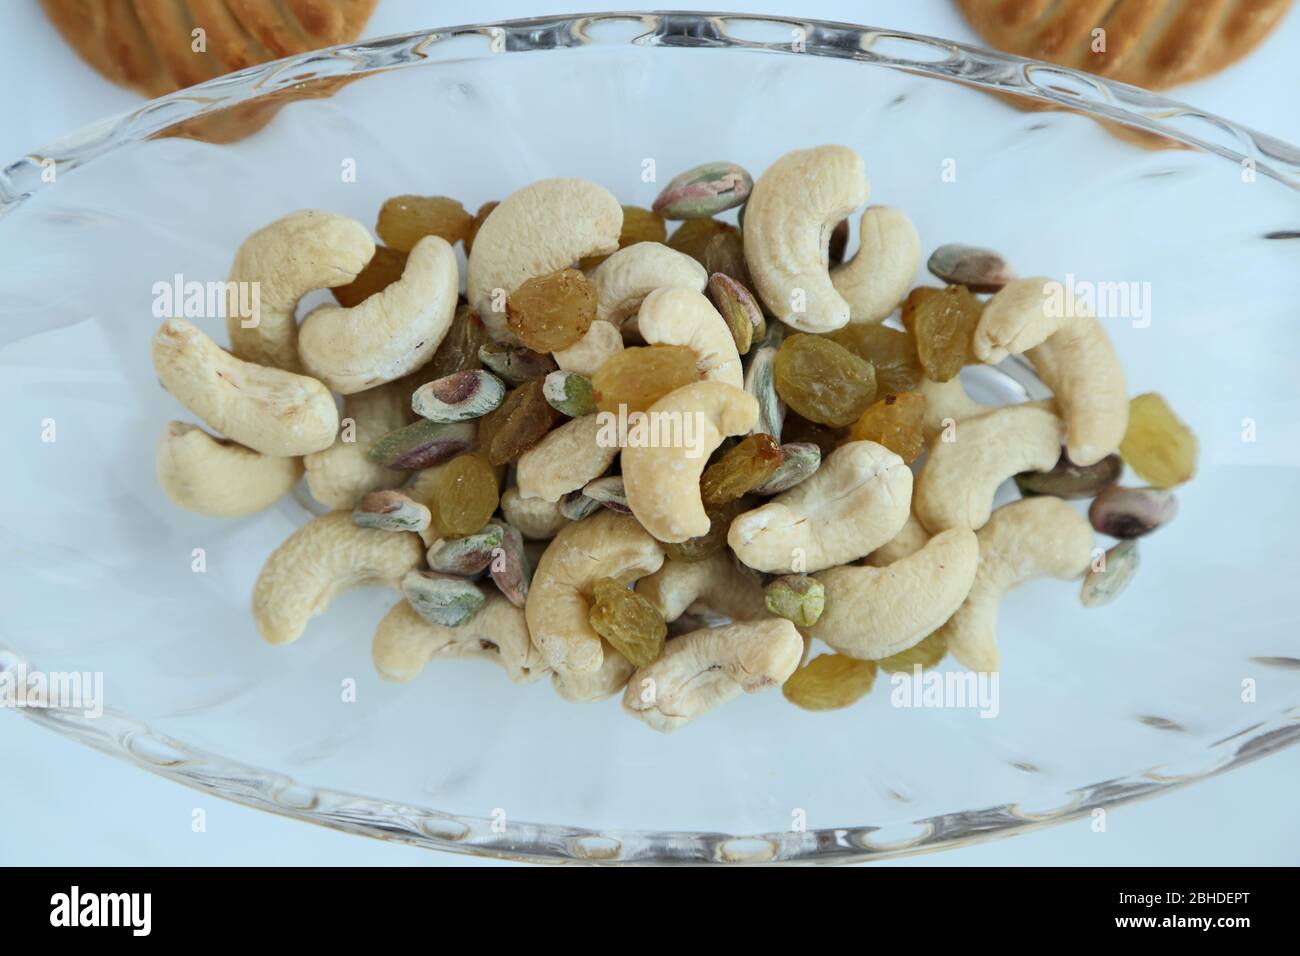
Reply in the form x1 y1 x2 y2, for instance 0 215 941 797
150 145 1198 732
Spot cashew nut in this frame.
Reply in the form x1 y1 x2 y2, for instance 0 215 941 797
829 206 920 324
621 381 757 542
552 641 635 702
914 404 1064 533
466 178 623 341
866 511 931 567
525 510 664 674
225 209 374 372
728 440 912 573
589 241 707 327
622 619 804 732
808 529 979 660
156 421 302 517
635 287 744 390
636 551 768 623
971 277 1074 364
500 487 569 540
252 511 424 646
297 235 459 394
917 375 992 442
1026 317 1128 466
742 144 868 333
553 319 624 377
939 497 1094 671
152 318 338 457
372 596 548 684
304 378 411 510
515 414 619 502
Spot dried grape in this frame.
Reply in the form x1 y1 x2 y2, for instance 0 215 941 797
592 344 701 415
425 304 489 379
666 217 737 266
580 205 666 269
477 379 559 465
663 497 749 562
700 434 783 505
428 453 499 537
781 413 849 457
773 334 877 428
901 285 982 383
850 392 928 463
376 194 473 252
1119 392 1198 488
506 268 596 352
332 246 407 308
782 654 877 711
827 322 923 394
589 577 667 668
876 632 948 673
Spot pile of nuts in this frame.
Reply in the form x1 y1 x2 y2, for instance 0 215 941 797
150 145 1197 732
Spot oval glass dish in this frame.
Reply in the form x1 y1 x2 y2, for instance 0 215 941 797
3 12 1299 865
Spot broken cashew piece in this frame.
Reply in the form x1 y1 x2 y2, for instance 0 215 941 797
809 529 979 660
500 487 569 540
636 551 768 623
515 414 619 502
225 209 374 373
525 510 664 674
728 440 912 573
466 178 623 342
830 206 920 323
635 287 744 390
742 144 868 333
622 381 758 542
373 596 548 684
590 241 707 327
940 497 1094 671
622 619 803 732
915 404 1064 533
152 318 338 457
298 235 459 394
252 511 424 646
156 421 302 518
553 319 624 377
304 378 411 510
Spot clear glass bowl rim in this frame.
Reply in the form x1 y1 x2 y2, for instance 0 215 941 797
5 10 1300 864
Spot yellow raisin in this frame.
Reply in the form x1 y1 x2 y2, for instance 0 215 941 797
782 654 877 711
580 205 666 270
663 497 750 562
428 453 499 537
589 577 667 668
700 435 783 506
425 304 488 380
849 392 928 463
592 344 701 415
478 380 559 466
901 285 982 383
827 323 923 394
463 200 498 256
666 217 737 265
876 632 948 674
774 333 877 428
702 229 752 287
782 413 849 457
376 195 473 252
332 246 407 308
1119 392 1198 488
506 268 596 352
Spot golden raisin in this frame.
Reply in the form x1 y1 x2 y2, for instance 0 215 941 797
506 268 596 352
376 195 473 252
589 577 667 668
1119 392 1198 488
876 632 948 674
782 654 877 711
702 229 752 286
580 206 666 270
782 413 849 457
827 323 923 394
700 435 783 506
850 392 928 463
592 344 701 415
666 217 737 265
463 200 498 256
663 497 751 563
774 334 877 428
477 380 559 466
332 246 407 308
901 285 982 383
428 453 499 537
424 304 488 380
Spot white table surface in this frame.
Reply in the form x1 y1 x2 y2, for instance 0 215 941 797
2 0 1297 867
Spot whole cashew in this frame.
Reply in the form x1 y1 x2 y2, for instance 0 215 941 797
622 381 758 542
971 277 1074 364
866 511 931 567
808 529 979 660
589 241 707 327
500 487 569 540
914 404 1064 533
552 641 634 702
622 619 804 732
156 421 302 517
553 319 624 377
466 178 623 341
1027 317 1128 467
742 144 868 333
829 206 920 324
525 510 664 674
225 209 374 372
636 551 768 623
515 414 619 503
728 440 912 573
298 235 459 394
372 596 548 684
304 378 411 510
940 497 1094 671
252 511 424 645
635 287 744 390
151 318 338 457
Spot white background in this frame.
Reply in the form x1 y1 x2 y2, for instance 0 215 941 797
2 0 1297 866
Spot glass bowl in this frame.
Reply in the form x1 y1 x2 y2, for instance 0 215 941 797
3 12 1299 865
